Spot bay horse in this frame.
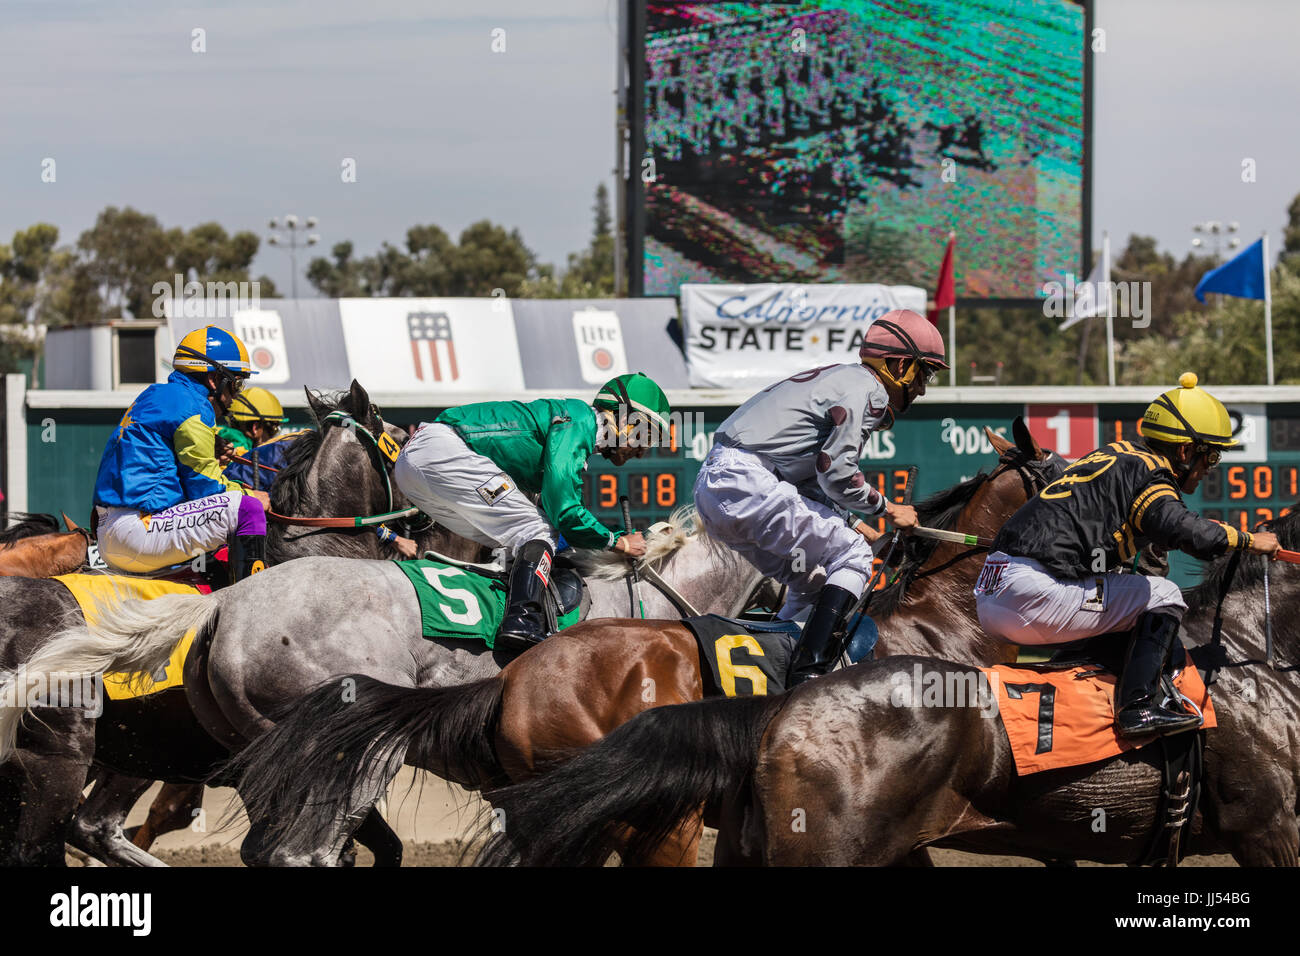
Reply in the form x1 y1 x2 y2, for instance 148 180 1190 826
475 508 1300 867
223 425 1062 865
0 381 482 866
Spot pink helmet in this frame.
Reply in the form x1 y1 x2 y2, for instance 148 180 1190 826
859 309 949 369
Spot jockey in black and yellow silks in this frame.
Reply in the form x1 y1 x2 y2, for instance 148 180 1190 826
975 373 1280 738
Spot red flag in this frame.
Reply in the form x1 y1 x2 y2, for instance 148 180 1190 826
927 233 955 326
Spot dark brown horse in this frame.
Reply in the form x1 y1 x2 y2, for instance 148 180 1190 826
228 425 1062 865
473 508 1300 867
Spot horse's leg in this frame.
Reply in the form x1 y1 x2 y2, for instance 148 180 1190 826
352 808 403 867
131 782 205 850
3 707 96 866
3 751 89 866
621 814 704 867
496 620 707 866
1203 729 1300 867
263 748 406 867
69 770 167 867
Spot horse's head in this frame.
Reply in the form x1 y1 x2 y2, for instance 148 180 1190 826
875 417 1062 629
267 381 405 560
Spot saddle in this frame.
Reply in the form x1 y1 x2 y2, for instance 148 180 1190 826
989 632 1214 867
402 551 588 649
684 615 801 698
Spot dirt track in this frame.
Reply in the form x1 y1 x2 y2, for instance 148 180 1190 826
67 769 1236 867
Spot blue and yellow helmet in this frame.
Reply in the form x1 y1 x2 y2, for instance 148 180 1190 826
173 326 255 376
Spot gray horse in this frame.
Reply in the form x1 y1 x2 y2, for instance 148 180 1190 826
0 507 769 865
0 381 482 866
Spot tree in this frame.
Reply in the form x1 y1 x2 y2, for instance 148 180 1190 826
73 208 275 320
552 184 616 297
307 220 537 298
75 207 172 320
1281 192 1300 272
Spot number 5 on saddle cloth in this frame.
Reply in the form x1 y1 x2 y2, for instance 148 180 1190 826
395 554 586 649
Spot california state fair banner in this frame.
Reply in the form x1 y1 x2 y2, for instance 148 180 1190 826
338 298 525 393
681 283 927 388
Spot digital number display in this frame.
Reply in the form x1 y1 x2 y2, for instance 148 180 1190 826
1270 415 1300 452
1199 465 1299 505
584 472 681 512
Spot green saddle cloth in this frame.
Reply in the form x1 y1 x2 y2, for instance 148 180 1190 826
396 558 579 649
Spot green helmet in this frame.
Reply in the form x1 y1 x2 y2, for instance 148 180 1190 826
593 372 672 438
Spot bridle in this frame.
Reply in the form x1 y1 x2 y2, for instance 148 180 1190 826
901 449 1058 585
268 410 431 536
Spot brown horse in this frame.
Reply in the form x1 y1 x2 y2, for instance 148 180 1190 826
474 508 1300 867
0 513 92 578
228 425 1063 865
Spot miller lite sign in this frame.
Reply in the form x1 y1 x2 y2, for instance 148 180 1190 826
572 309 628 385
233 309 290 383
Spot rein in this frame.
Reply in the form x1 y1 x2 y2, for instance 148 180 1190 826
229 453 280 476
268 410 417 530
900 454 1053 585
637 563 700 618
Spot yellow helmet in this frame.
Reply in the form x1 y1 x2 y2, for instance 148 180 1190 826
227 387 288 424
1140 372 1237 448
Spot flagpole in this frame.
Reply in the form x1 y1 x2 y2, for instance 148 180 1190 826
1263 231 1274 386
948 231 956 388
1103 231 1115 387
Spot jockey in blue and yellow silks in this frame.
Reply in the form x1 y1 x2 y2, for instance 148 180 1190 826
93 326 270 582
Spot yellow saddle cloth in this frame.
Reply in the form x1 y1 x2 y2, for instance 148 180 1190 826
54 573 204 701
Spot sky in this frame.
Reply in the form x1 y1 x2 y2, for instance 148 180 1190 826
1 0 1298 297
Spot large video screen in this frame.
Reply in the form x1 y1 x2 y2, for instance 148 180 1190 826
636 0 1089 300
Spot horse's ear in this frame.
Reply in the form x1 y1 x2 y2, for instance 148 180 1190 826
984 427 1014 457
305 387 330 424
348 380 372 423
62 511 81 532
1011 416 1044 460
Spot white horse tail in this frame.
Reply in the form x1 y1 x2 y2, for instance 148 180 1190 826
0 589 221 761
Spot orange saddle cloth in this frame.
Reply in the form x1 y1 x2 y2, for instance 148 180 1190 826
978 653 1216 775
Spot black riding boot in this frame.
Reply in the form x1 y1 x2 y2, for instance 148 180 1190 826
496 540 554 655
227 534 267 585
788 585 857 688
1115 612 1202 738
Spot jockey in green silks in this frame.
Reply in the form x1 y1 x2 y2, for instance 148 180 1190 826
393 372 673 654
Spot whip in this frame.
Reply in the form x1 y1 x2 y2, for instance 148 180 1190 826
912 525 995 549
620 496 645 619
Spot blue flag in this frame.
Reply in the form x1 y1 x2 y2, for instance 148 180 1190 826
1194 238 1266 303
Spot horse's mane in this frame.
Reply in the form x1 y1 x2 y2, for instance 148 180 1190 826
269 389 350 517
0 512 63 549
569 506 727 581
868 466 1001 619
1183 506 1300 612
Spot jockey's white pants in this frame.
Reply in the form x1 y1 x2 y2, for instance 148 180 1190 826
96 491 244 574
394 423 557 556
693 444 875 619
974 551 1187 646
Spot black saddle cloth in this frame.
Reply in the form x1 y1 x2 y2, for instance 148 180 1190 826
1035 632 1131 675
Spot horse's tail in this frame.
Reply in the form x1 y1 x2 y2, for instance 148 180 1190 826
0 589 220 761
226 674 505 848
476 693 783 866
